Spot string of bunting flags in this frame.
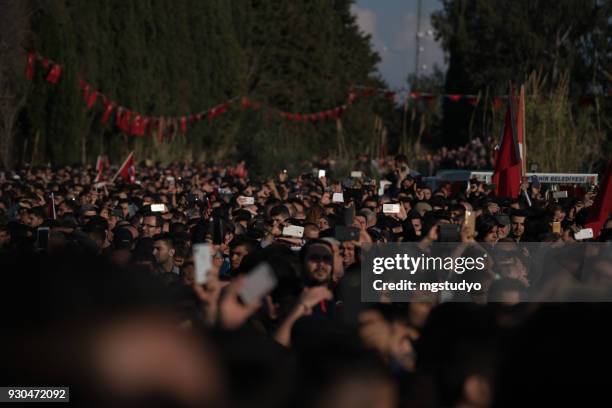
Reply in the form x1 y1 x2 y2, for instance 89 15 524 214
26 52 610 140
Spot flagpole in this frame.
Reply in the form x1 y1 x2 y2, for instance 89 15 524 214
111 151 134 183
518 85 527 176
51 192 57 219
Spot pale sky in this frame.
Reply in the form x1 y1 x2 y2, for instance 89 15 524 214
352 0 446 90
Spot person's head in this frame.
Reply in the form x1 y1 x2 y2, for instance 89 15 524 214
229 237 257 270
551 205 566 223
269 205 290 227
153 233 175 267
495 215 511 240
510 212 527 240
141 213 163 238
118 199 130 218
301 240 334 286
303 222 320 239
79 205 98 225
353 214 367 230
476 215 501 244
341 240 357 269
411 217 423 236
359 208 377 228
26 207 46 228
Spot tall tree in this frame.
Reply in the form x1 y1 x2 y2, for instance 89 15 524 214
431 0 611 146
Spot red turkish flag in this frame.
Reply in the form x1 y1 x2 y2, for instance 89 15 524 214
45 64 62 84
180 116 187 134
101 100 115 124
86 91 98 109
130 114 144 136
492 89 521 198
447 94 462 102
585 161 612 237
112 152 136 184
118 110 132 133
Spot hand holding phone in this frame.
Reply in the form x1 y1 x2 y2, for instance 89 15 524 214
151 203 167 212
383 203 400 214
574 228 593 240
193 243 212 284
239 263 277 305
464 210 476 238
282 225 304 238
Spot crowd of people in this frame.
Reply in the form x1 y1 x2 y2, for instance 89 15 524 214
1 155 611 407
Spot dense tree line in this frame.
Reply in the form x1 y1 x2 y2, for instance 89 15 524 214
4 0 388 174
1 0 608 173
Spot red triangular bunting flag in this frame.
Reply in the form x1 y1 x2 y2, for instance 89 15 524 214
86 91 98 109
45 64 62 84
101 101 115 124
25 52 35 80
118 110 132 133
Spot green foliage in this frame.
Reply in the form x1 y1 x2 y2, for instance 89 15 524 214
431 0 611 148
518 73 606 173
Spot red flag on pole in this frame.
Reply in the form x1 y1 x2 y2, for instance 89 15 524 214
94 155 109 183
516 85 527 176
111 152 136 184
492 86 522 198
585 161 612 238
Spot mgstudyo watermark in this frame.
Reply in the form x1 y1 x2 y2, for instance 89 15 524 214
360 242 612 302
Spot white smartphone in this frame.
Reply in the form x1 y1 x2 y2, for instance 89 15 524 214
282 225 304 238
239 263 278 305
242 196 255 205
193 243 212 284
151 203 166 212
552 191 568 199
378 180 391 196
383 203 401 214
167 176 175 188
318 169 326 178
351 171 363 178
574 228 594 240
332 192 344 203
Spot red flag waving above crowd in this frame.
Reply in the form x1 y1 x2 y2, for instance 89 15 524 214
93 155 109 183
585 161 612 237
112 152 136 184
492 86 522 198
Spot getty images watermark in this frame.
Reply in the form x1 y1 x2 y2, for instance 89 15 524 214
371 252 487 294
361 242 612 303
